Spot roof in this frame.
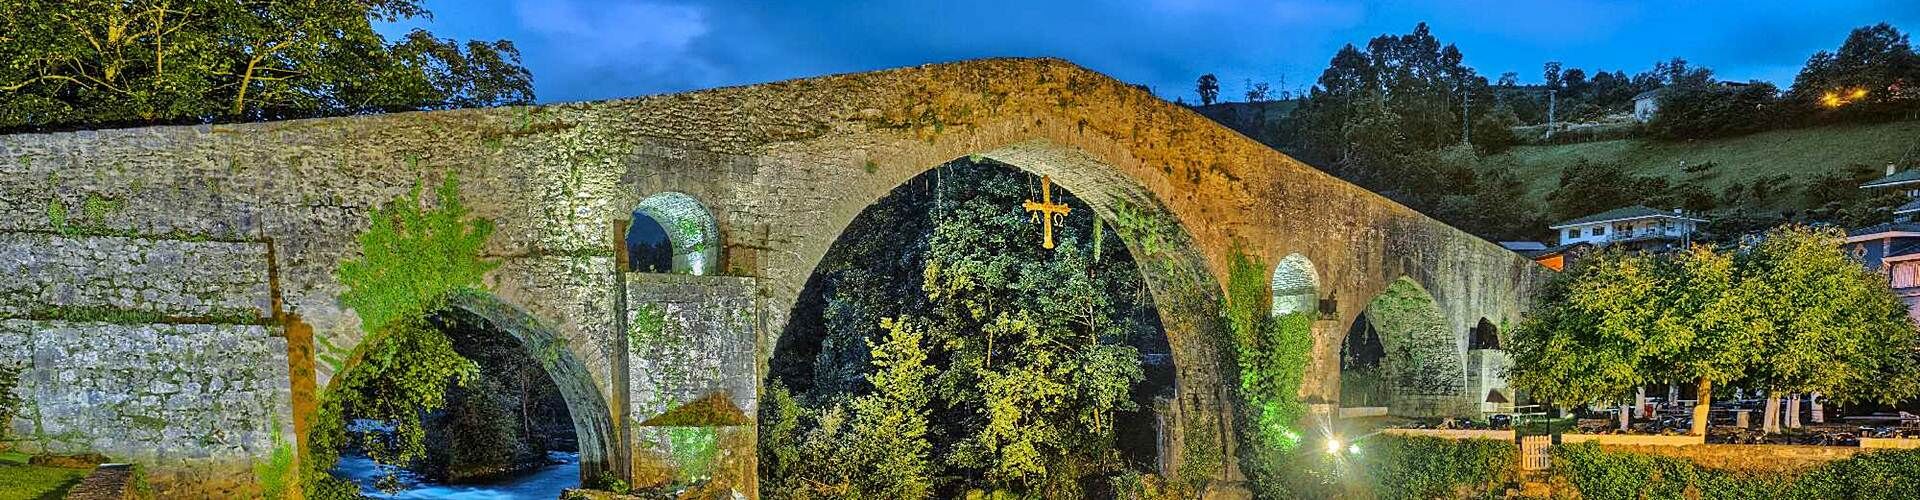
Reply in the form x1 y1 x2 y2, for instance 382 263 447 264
1498 241 1548 251
1862 169 1920 189
1632 89 1664 102
1523 242 1592 259
1897 199 1920 215
1549 205 1706 229
1847 222 1920 239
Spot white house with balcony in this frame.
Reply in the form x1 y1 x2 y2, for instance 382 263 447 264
1551 205 1706 252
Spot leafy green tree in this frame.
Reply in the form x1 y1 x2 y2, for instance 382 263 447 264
1507 247 1757 435
0 0 532 131
1196 74 1220 105
1791 23 1920 120
1739 225 1920 432
766 161 1165 497
847 318 938 498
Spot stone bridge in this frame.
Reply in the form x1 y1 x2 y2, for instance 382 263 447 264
0 58 1546 497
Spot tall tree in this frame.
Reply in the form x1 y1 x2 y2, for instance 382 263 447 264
1196 73 1220 105
1739 225 1920 433
1543 61 1564 89
0 0 533 131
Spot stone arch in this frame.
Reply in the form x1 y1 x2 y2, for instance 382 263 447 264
1341 277 1469 417
323 292 620 485
1269 253 1319 317
769 146 1231 480
632 192 721 275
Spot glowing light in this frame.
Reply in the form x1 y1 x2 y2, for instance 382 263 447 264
1325 438 1343 454
1348 443 1362 455
1822 87 1870 109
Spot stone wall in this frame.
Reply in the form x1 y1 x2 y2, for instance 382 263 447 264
0 231 287 497
624 273 760 493
0 57 1546 493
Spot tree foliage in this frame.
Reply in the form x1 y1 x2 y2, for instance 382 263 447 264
763 160 1169 497
1508 226 1920 417
0 0 533 131
307 173 497 497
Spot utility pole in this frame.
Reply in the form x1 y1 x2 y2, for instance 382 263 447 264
1462 84 1472 144
1546 89 1557 140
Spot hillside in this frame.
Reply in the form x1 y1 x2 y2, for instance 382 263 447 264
1487 120 1920 214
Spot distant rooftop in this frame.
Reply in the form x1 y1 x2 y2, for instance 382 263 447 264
1550 205 1706 229
1863 168 1920 189
1498 241 1548 251
1847 222 1920 238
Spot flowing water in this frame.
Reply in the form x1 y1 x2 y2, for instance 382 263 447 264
332 451 580 500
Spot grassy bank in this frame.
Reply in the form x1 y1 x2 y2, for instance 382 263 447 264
1488 120 1920 212
0 452 87 500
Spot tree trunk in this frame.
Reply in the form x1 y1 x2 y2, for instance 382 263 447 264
1619 400 1631 431
1764 391 1782 434
1690 377 1712 436
1788 394 1803 429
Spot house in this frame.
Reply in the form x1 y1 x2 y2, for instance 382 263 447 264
1845 163 1920 321
1859 163 1920 220
1550 205 1706 252
1842 223 1920 322
1632 89 1663 122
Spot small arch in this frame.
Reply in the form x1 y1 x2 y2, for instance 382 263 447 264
1468 318 1500 350
1269 253 1318 317
630 192 721 275
1341 277 1468 417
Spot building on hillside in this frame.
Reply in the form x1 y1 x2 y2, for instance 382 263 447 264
1550 205 1706 252
1859 163 1920 221
1842 223 1920 323
1632 89 1663 122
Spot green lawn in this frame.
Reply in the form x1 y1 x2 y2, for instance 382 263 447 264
0 461 88 500
1487 120 1920 211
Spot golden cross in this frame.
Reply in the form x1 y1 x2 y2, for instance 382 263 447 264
1023 175 1072 249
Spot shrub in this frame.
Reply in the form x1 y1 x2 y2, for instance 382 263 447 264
1357 435 1516 500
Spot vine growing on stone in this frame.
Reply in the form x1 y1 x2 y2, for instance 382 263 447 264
1223 246 1315 496
305 173 497 498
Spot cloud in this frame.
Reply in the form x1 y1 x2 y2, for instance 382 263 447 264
514 0 709 63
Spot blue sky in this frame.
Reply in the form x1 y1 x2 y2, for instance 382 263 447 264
380 0 1920 104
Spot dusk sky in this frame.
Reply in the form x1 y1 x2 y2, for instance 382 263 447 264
380 1 1920 104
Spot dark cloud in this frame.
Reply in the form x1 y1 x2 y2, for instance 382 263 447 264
393 0 1920 103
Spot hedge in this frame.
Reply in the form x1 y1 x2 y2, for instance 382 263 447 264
1555 442 1920 500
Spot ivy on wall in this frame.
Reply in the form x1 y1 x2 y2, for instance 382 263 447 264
1222 247 1315 495
305 173 497 499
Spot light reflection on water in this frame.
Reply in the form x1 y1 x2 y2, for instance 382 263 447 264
332 451 580 500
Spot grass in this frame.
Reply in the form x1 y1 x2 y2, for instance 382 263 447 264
1487 119 1920 211
0 457 88 500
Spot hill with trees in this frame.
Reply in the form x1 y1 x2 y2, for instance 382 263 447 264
1192 22 1920 243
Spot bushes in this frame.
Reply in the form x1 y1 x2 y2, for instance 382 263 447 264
1555 443 1920 500
1357 436 1516 500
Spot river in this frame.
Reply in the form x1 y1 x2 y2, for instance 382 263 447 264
332 451 580 500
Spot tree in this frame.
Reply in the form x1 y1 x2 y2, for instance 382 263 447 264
1739 225 1920 433
1508 247 1756 436
1791 23 1920 120
1510 226 1920 436
1196 74 1220 105
1543 61 1564 89
0 0 533 131
846 318 937 498
1245 79 1272 102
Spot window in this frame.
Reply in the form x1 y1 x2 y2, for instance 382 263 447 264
1564 229 1576 240
1590 226 1605 237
